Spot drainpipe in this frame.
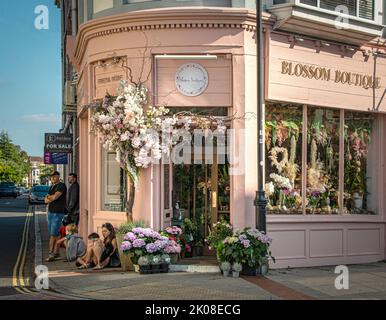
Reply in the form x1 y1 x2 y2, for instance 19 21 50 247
71 0 78 35
382 0 386 38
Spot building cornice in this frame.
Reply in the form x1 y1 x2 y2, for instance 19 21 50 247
71 7 276 67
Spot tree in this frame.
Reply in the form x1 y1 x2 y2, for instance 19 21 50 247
0 131 31 184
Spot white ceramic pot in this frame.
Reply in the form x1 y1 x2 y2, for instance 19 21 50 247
352 193 363 209
232 271 239 278
223 270 230 277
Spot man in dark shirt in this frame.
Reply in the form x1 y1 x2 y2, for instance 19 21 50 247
44 171 67 262
66 173 80 226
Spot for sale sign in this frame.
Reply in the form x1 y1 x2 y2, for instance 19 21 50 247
44 152 68 165
44 133 73 153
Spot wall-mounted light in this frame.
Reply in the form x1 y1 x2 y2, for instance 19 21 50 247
154 54 218 60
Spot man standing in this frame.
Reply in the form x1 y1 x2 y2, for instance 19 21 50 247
44 171 67 262
67 173 80 226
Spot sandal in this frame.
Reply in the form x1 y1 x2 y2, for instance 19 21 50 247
77 263 90 269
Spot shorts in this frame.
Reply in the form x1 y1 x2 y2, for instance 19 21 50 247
47 212 65 237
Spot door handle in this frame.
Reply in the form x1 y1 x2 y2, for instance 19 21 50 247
212 191 217 208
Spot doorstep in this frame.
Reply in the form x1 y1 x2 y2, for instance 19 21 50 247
169 264 220 273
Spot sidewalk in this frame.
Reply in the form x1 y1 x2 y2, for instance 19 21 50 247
34 210 279 300
33 210 386 300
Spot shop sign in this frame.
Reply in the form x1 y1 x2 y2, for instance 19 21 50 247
175 63 209 96
281 60 381 90
44 133 73 153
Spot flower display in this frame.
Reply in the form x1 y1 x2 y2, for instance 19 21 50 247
164 240 182 254
164 226 183 236
217 228 275 268
120 227 172 265
206 219 233 251
269 173 293 190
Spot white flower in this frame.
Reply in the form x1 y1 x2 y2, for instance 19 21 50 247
269 173 292 190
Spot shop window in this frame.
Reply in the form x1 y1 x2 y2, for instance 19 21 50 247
265 104 303 214
265 104 378 215
101 149 125 212
306 107 340 214
344 112 376 214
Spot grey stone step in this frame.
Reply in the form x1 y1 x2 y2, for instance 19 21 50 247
169 264 221 273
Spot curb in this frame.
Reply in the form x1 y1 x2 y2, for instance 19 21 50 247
34 210 42 270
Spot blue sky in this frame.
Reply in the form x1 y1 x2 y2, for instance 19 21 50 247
0 1 61 156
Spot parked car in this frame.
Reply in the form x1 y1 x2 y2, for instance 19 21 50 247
29 185 50 205
15 187 22 197
0 182 18 198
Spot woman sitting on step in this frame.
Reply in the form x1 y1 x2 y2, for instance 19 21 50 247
76 223 121 270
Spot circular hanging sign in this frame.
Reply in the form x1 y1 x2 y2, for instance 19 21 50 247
175 63 209 97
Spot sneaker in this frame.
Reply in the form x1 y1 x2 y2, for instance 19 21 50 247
45 254 55 262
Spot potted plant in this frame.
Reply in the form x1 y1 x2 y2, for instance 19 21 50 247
116 220 149 272
160 254 170 273
150 255 161 273
120 227 171 275
206 219 233 259
232 263 242 278
220 262 231 277
164 240 181 263
217 228 275 277
138 256 151 274
183 218 204 257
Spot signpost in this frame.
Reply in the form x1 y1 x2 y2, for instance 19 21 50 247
44 133 73 153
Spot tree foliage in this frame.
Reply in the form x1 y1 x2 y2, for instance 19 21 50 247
0 131 31 185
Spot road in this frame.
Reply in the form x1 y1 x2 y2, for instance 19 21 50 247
0 195 30 298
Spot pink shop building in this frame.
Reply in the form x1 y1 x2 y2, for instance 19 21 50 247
59 0 386 268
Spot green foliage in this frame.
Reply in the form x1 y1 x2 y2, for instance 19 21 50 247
0 132 31 184
183 218 202 246
217 228 275 267
117 219 150 235
206 218 233 251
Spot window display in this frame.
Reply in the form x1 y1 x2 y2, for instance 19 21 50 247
265 104 377 215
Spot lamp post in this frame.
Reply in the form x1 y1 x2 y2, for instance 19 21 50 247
254 0 267 233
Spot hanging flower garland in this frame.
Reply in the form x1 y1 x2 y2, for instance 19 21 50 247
90 80 233 187
269 147 289 173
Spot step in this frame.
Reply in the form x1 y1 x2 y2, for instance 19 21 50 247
169 264 221 273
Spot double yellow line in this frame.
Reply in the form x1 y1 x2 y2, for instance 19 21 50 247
12 210 34 295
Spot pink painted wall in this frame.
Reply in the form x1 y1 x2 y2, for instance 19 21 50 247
73 7 261 235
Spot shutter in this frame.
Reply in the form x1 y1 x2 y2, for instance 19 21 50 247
358 0 374 20
320 0 357 16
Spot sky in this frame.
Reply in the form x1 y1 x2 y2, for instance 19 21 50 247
0 0 61 157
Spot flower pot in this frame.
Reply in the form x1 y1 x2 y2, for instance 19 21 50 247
139 265 152 274
256 263 269 275
222 270 230 277
193 246 203 257
352 193 363 209
241 265 257 276
170 253 179 264
116 234 134 272
151 264 161 273
232 271 240 278
160 263 169 273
